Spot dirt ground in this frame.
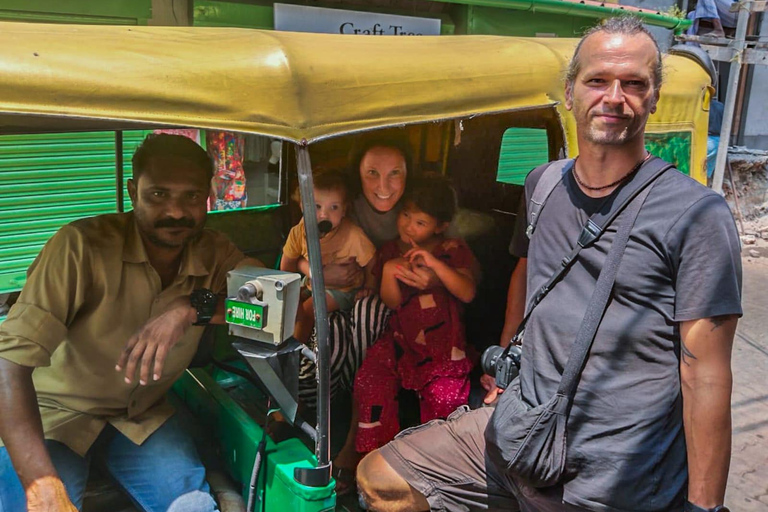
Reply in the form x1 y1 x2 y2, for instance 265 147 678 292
726 256 768 510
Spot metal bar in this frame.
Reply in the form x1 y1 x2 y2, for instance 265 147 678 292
726 158 746 234
712 2 752 194
115 130 124 212
743 47 768 64
294 144 331 472
731 0 767 11
731 12 759 144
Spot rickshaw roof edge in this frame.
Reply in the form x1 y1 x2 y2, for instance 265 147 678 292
0 23 706 141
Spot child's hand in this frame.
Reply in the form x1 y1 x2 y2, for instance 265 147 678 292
355 287 375 301
383 257 410 275
403 240 440 269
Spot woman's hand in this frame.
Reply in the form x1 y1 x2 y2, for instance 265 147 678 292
321 257 362 288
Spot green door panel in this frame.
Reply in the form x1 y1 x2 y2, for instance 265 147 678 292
496 127 550 186
0 131 148 294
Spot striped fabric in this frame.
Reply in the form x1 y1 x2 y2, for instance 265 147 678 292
298 295 391 409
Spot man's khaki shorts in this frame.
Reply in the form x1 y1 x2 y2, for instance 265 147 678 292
379 406 588 512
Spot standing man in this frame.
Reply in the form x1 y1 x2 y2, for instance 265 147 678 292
357 16 742 512
0 134 255 511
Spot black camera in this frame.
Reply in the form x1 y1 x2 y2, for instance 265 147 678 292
481 344 522 390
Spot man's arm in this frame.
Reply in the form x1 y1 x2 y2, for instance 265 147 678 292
482 257 527 404
499 257 527 347
0 358 77 510
680 315 738 509
117 256 264 385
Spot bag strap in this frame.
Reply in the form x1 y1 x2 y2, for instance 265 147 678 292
556 180 655 400
526 159 574 240
505 156 674 350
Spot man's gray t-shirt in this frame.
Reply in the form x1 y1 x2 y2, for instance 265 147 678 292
509 162 742 511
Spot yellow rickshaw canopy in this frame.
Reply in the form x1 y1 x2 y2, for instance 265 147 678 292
0 21 707 145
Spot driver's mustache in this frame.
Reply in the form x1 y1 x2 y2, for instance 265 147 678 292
154 217 195 228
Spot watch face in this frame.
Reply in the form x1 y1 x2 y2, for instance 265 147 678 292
191 288 217 324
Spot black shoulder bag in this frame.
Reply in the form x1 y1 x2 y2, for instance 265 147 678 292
485 156 674 488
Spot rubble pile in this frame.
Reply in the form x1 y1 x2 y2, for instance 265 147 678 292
723 148 768 260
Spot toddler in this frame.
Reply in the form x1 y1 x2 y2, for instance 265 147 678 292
281 167 376 344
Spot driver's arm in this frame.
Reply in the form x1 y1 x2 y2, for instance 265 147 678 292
0 226 87 509
0 358 74 508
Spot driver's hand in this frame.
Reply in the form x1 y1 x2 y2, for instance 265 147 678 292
26 476 78 512
115 296 196 385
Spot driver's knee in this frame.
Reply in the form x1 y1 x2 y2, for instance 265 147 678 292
357 450 428 512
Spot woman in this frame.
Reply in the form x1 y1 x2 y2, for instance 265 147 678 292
296 136 438 493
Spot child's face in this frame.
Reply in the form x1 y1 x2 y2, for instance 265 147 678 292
314 187 347 231
397 201 447 246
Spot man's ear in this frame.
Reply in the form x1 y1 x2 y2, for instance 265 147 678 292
565 81 574 111
650 89 660 115
127 178 137 206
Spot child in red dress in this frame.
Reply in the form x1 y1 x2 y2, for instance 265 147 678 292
353 175 477 452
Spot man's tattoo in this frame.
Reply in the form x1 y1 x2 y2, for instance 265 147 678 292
709 315 731 331
681 340 697 366
681 315 735 365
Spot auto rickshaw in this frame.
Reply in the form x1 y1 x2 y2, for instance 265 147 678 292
0 21 714 511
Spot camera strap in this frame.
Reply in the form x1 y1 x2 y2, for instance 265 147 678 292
503 156 674 359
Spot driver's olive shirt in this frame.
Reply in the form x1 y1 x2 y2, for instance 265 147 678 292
0 213 244 456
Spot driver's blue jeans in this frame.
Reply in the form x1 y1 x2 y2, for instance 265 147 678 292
0 413 218 512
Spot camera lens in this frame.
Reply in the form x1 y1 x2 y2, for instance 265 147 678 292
481 345 506 377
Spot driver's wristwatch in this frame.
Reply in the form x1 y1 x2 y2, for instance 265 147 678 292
190 288 218 325
684 502 730 512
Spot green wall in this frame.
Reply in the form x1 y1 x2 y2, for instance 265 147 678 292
0 0 151 24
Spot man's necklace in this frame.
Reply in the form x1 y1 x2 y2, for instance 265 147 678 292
572 152 651 192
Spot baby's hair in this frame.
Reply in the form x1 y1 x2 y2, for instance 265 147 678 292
404 173 457 224
291 166 351 204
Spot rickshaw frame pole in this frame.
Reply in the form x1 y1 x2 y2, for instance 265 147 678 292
294 144 332 480
115 130 124 213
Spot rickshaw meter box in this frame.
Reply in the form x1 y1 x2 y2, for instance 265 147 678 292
226 267 300 345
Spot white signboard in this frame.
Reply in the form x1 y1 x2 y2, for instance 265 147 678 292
274 3 441 36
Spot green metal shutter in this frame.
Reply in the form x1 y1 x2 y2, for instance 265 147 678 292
0 131 147 294
496 127 550 186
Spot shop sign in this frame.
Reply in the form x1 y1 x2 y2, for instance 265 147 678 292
274 3 441 36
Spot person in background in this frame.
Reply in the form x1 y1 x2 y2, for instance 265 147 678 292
707 98 725 181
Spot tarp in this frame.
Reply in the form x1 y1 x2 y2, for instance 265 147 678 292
0 22 708 145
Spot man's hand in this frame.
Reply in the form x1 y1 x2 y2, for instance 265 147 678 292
480 374 504 405
321 257 361 288
26 476 78 512
115 296 196 385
